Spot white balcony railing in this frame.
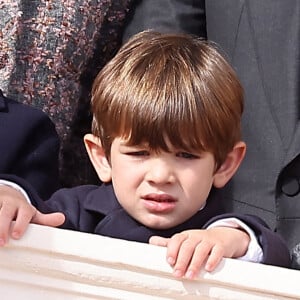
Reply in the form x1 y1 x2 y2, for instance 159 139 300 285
0 223 299 299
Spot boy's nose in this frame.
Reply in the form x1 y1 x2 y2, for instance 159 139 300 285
145 158 175 184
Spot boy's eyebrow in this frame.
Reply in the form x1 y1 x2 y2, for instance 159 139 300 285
119 141 148 148
117 139 138 147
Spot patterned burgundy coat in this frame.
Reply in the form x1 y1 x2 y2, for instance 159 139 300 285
0 0 134 187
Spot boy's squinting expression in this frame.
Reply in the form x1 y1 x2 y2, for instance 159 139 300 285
108 137 218 230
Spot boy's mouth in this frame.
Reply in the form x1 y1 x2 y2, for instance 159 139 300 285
142 193 177 202
141 193 177 213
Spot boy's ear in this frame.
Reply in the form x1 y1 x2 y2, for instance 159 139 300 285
213 141 246 188
84 134 112 182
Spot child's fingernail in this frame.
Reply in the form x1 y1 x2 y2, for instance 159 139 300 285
12 231 20 239
167 257 175 265
205 263 212 272
185 270 194 279
173 269 183 278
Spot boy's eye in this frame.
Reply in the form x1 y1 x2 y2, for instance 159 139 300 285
176 152 199 159
126 150 149 156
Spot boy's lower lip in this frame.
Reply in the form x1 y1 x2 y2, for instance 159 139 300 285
142 199 176 213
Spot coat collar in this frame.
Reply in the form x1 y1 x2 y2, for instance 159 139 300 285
83 183 122 215
82 184 221 243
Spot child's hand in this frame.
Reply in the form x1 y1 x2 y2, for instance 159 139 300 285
0 185 65 246
149 227 250 279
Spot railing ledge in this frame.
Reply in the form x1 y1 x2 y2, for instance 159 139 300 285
0 223 299 299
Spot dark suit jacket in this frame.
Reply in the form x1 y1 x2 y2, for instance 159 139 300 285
123 0 300 264
0 90 60 198
1 178 289 268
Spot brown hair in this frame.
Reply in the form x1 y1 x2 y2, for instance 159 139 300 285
91 31 243 169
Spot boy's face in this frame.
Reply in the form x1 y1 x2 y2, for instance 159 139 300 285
108 137 218 229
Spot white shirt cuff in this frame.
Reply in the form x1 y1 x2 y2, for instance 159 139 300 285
207 217 263 263
0 179 31 203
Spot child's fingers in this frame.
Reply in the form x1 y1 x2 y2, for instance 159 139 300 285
149 235 169 247
179 241 212 279
10 204 38 239
32 211 65 227
0 201 17 245
165 233 188 267
204 244 224 272
175 239 213 279
167 233 202 278
0 186 35 245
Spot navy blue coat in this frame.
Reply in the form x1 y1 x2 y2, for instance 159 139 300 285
7 178 289 269
0 90 60 199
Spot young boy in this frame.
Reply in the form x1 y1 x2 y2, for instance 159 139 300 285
0 31 290 279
